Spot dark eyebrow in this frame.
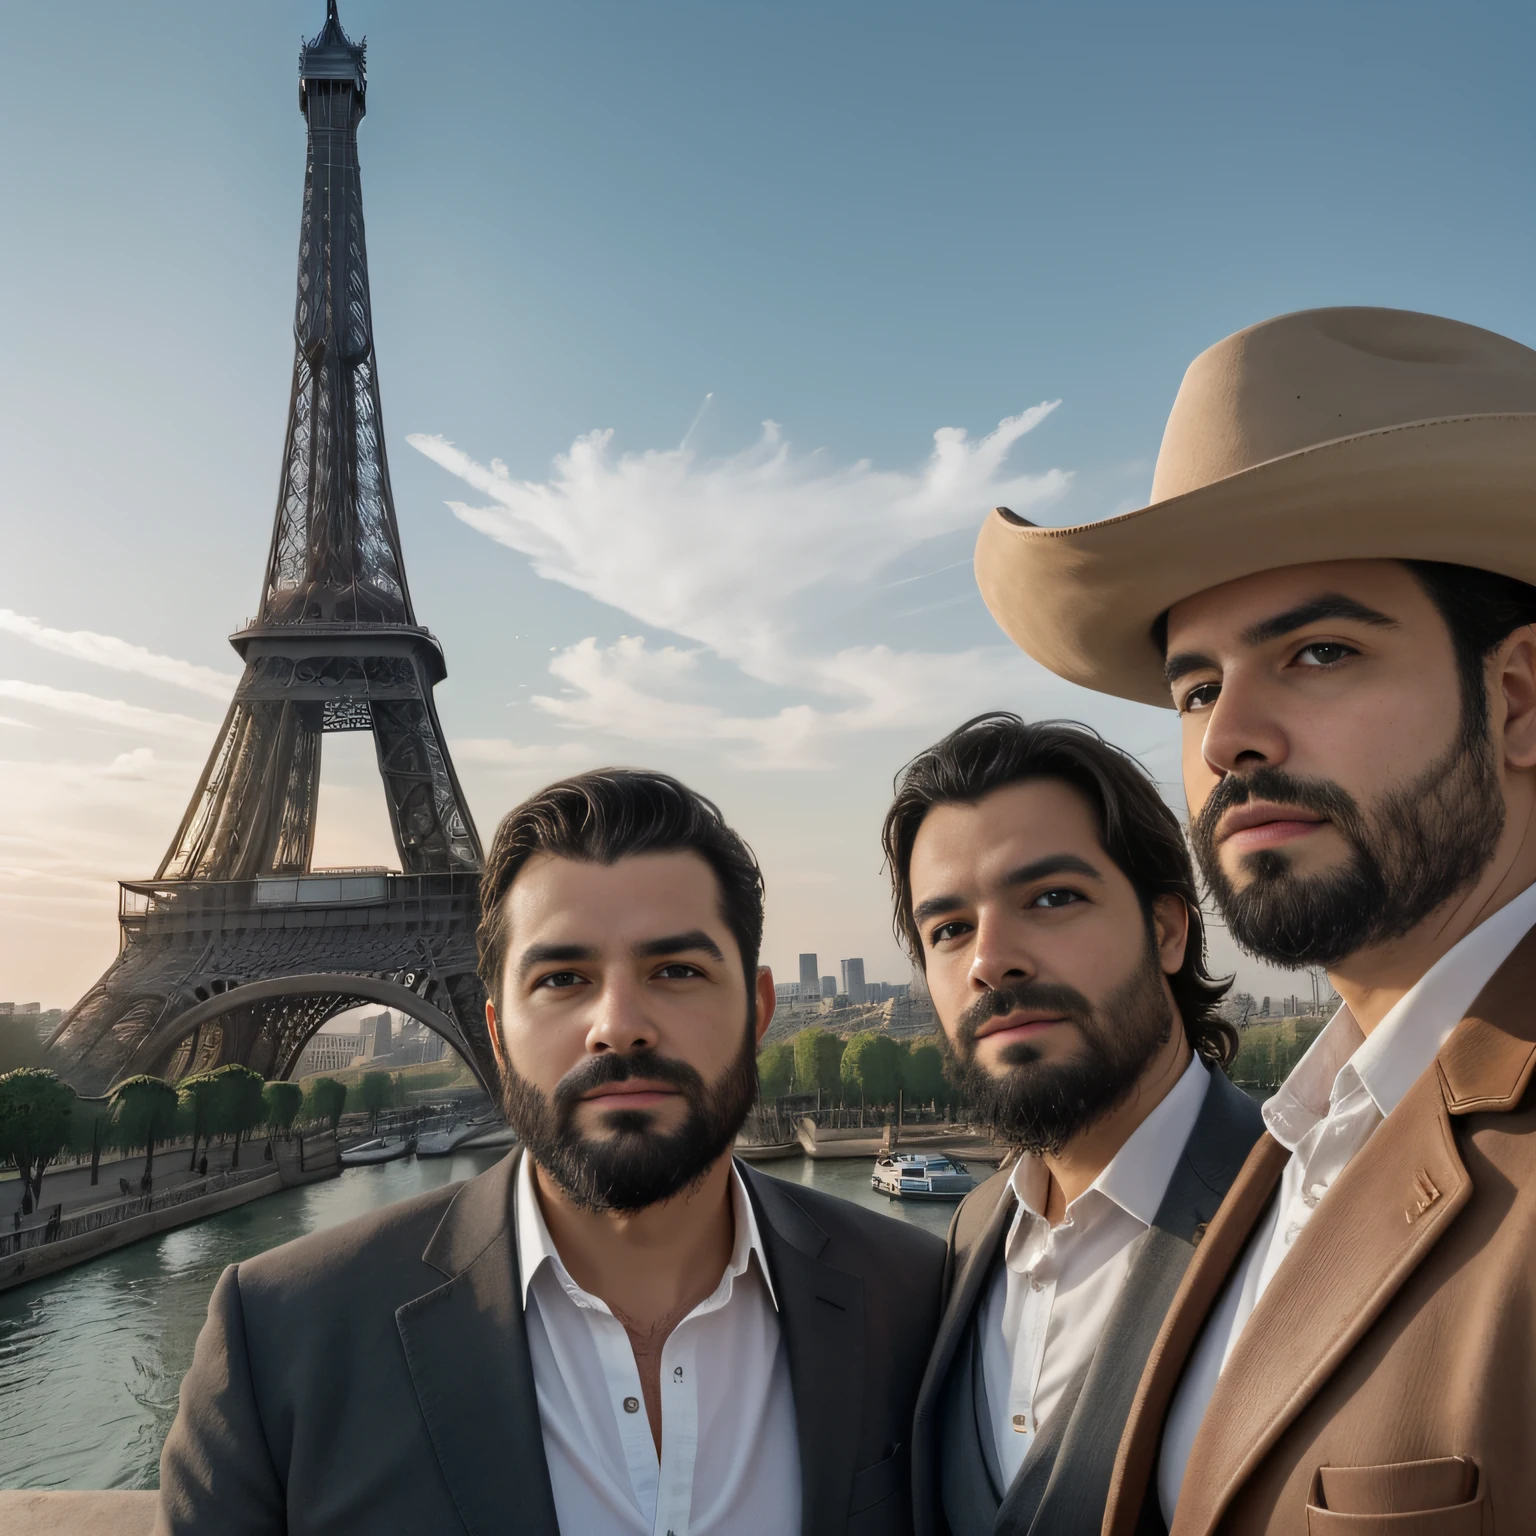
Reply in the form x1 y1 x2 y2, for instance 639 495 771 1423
911 854 1103 927
1241 594 1399 647
634 929 725 962
1164 594 1399 687
517 942 597 981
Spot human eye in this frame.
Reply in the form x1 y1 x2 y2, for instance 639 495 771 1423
533 970 587 991
928 920 972 946
1291 640 1358 668
1028 888 1083 910
654 961 705 980
1178 680 1221 714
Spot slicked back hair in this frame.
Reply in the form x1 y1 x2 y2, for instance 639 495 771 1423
883 713 1237 1068
478 768 765 1007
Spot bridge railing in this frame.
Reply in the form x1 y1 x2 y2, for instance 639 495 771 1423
0 1165 272 1259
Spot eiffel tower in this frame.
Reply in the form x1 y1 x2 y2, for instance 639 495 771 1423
49 3 495 1096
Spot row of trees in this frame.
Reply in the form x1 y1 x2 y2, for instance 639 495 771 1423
757 1027 957 1111
0 1065 356 1217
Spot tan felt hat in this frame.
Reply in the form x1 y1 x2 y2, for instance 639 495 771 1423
974 306 1536 707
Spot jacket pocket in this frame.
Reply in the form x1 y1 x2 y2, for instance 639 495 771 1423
1305 1458 1485 1534
849 1443 908 1516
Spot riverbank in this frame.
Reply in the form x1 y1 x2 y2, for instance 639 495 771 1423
0 1134 339 1295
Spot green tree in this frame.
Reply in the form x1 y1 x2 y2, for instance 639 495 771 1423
209 1064 267 1168
0 1068 77 1214
0 1016 47 1074
263 1081 303 1135
178 1072 220 1171
792 1028 846 1104
304 1076 348 1131
756 1041 795 1101
841 1032 903 1109
901 1041 950 1109
110 1075 180 1188
359 1071 391 1131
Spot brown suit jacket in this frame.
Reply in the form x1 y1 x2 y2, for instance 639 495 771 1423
1102 924 1536 1536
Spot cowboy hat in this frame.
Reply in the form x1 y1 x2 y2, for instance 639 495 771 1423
974 306 1536 707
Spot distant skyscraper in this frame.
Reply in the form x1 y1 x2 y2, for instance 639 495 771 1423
841 958 867 1004
798 954 819 990
821 976 837 999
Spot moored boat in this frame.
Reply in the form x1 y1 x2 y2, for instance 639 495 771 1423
871 1151 975 1200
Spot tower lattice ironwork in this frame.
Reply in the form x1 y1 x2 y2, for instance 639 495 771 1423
49 2 495 1096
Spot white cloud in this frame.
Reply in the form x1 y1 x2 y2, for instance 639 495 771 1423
0 680 219 743
411 409 1076 762
409 406 1066 684
0 713 39 730
0 610 238 700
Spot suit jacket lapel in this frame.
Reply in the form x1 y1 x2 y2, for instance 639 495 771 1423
742 1164 869 1536
1105 1133 1289 1536
912 1174 1015 1536
1171 1066 1471 1536
1009 1070 1264 1536
395 1149 561 1536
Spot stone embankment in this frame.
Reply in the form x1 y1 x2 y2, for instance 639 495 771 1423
0 1490 156 1535
0 1131 338 1293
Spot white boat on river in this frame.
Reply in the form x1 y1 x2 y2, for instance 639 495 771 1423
871 1151 976 1201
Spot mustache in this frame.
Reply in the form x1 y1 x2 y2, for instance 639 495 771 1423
552 1049 706 1116
1191 765 1364 846
955 981 1095 1052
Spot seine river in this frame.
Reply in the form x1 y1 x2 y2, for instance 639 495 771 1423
0 1150 952 1490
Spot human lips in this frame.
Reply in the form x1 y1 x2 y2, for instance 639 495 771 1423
1217 801 1327 853
974 1010 1069 1045
579 1080 679 1109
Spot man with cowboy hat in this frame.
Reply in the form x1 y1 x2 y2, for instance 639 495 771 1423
974 306 1536 1534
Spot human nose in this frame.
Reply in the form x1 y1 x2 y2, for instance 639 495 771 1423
583 972 660 1056
967 907 1035 994
1198 666 1291 779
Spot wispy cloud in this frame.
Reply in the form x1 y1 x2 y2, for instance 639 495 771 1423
451 738 599 769
0 610 239 700
412 409 1071 764
409 406 1066 685
0 680 218 743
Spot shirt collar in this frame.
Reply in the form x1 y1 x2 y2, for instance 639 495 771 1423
1007 1052 1211 1229
515 1153 778 1313
1264 878 1536 1147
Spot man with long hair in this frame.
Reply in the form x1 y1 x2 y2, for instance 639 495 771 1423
887 714 1261 1536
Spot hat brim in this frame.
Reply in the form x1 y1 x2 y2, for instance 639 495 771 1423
975 412 1536 709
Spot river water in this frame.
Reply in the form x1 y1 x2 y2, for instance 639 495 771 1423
0 1151 953 1490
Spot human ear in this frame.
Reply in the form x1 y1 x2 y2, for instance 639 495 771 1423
754 966 776 1046
1151 894 1191 976
484 998 509 1074
1493 628 1536 771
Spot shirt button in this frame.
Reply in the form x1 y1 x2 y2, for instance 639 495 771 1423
623 1397 640 1414
1012 1413 1028 1431
1030 1278 1044 1292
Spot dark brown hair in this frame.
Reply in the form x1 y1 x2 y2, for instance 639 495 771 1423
477 768 765 1005
882 713 1237 1067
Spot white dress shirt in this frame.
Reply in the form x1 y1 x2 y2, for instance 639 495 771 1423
978 1054 1210 1487
1158 879 1536 1521
516 1155 801 1536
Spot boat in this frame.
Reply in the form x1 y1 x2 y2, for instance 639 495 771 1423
415 1123 486 1158
871 1151 976 1200
339 1135 417 1167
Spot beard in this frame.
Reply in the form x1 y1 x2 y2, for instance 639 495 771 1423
1189 724 1504 969
938 940 1176 1156
499 1025 759 1214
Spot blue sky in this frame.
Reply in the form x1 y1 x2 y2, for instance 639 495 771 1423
2 0 1533 1006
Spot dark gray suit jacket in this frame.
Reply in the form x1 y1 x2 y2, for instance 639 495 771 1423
155 1151 945 1536
910 1069 1264 1536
